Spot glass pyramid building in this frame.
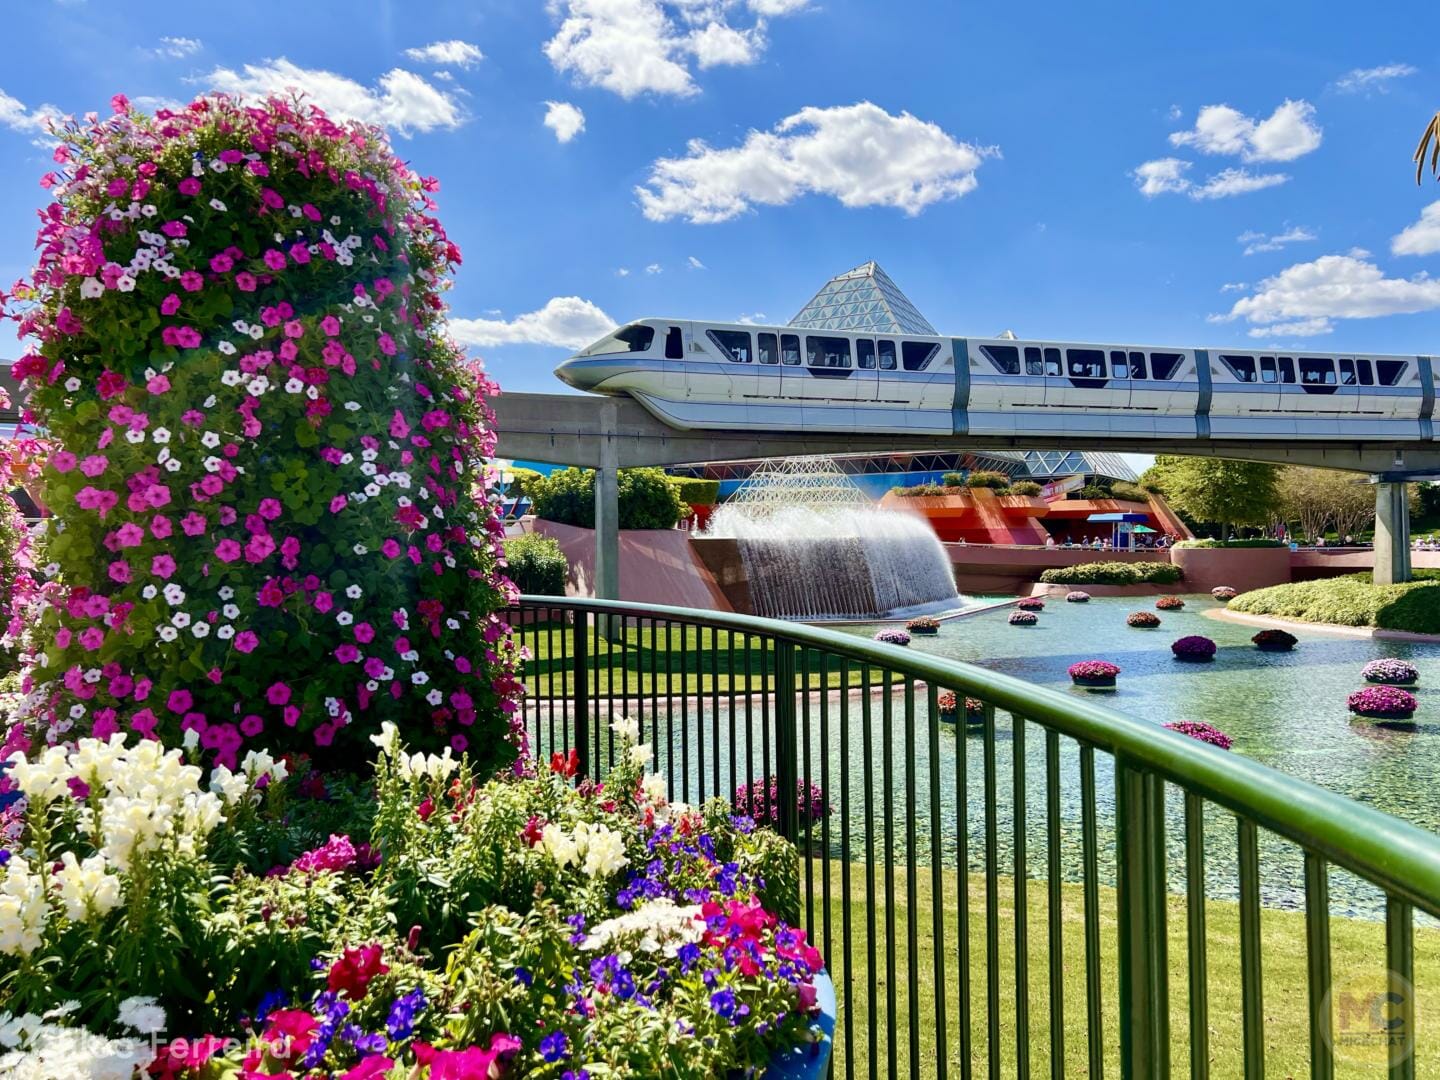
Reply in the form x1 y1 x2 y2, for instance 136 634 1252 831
789 261 938 336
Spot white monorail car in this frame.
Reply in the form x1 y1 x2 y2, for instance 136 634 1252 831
554 318 1437 441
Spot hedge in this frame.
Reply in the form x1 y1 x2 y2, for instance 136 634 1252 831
502 533 569 596
1038 562 1184 585
529 466 687 529
1174 538 1285 549
1229 573 1440 635
667 476 721 506
965 470 1012 490
1009 480 1042 496
1109 480 1148 502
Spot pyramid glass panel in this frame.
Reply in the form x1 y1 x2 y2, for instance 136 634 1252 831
790 261 939 336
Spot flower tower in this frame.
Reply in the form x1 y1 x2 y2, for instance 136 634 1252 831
1 94 522 770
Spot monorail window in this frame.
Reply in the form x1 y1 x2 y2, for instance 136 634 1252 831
1278 357 1295 383
1150 352 1184 380
1130 351 1147 380
1260 356 1278 384
1338 359 1356 386
757 332 778 365
1025 347 1043 376
781 334 801 365
1357 359 1374 386
879 340 897 370
806 335 852 368
1043 348 1062 376
1221 355 1256 382
707 328 752 363
1067 349 1106 378
582 323 654 356
1377 360 1408 386
903 341 941 371
981 344 1020 374
1299 358 1336 385
857 339 876 369
1110 350 1129 378
665 326 684 360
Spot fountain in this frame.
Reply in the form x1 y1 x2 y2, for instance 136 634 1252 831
701 457 966 621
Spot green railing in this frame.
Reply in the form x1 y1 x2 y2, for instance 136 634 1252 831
508 596 1440 1079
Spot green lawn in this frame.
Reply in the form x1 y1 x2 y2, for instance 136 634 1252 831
809 858 1439 1079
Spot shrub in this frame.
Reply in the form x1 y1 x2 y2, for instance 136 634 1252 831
0 95 519 770
1362 658 1419 685
1156 596 1185 610
1171 635 1217 661
1066 591 1091 602
530 466 686 529
889 483 949 497
1075 484 1112 500
506 465 545 499
1009 610 1038 626
1228 575 1440 636
734 775 831 827
1127 611 1161 628
1348 685 1418 719
1173 538 1285 549
965 470 1012 490
1164 720 1233 749
667 476 720 506
1109 481 1148 503
1252 629 1297 651
1212 586 1238 601
1009 480 1042 496
502 534 568 596
1016 597 1045 610
941 471 966 488
874 628 911 646
1038 562 1183 586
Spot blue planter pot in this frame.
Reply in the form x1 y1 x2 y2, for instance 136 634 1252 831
766 972 836 1079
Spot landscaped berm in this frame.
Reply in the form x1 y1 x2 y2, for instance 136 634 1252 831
0 96 829 1077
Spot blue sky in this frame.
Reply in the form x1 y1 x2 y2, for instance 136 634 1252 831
3 0 1440 405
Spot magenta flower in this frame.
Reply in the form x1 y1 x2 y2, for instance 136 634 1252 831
214 539 241 563
177 177 201 195
234 631 259 654
209 253 233 273
166 689 193 714
266 682 292 707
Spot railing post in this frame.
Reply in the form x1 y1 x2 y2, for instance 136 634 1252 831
1116 758 1170 1080
572 609 590 779
774 640 798 843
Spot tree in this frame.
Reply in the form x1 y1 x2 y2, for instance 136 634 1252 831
529 466 686 529
1141 456 1280 537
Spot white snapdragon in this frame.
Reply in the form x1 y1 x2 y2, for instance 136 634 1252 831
581 899 705 956
575 822 628 879
0 859 48 957
540 823 579 870
53 852 120 923
207 766 250 807
611 716 640 745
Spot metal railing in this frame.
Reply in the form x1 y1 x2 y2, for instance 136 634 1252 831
508 596 1440 1079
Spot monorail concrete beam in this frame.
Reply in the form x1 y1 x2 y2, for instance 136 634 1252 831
1373 480 1413 586
593 401 621 602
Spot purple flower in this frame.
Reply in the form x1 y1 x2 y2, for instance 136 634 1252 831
1171 635 1217 659
540 1031 570 1062
873 628 911 646
1348 685 1418 718
1164 720 1232 749
1362 659 1419 685
386 988 426 1039
733 776 830 827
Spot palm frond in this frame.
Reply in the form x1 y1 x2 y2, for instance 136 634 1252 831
1415 111 1440 184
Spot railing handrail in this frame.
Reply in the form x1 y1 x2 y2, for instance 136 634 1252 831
518 594 1440 916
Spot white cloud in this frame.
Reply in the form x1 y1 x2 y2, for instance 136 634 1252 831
151 36 202 58
199 58 463 135
736 311 768 324
1247 317 1334 338
450 296 616 349
645 263 663 274
0 89 59 136
1219 281 1249 293
1217 253 1440 331
687 255 705 269
404 40 484 69
1239 225 1317 255
1133 159 1287 201
638 101 992 223
543 0 804 99
1334 63 1417 94
1392 200 1440 257
616 267 631 276
543 100 586 143
1169 100 1321 163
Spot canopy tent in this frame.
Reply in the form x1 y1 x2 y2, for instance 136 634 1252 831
1085 512 1151 549
1133 525 1157 534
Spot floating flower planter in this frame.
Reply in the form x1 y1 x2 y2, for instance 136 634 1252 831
1212 586 1238 601
1164 720 1233 749
1348 685 1418 721
1009 610 1039 626
1127 611 1161 629
1362 659 1419 686
1066 591 1091 603
1017 597 1045 611
1155 596 1186 611
939 691 988 724
1172 635 1217 662
735 776 831 827
874 628 911 646
1252 629 1297 652
1069 660 1120 689
906 616 940 636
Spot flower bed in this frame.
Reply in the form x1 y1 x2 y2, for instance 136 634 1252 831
1068 660 1120 688
874 628 911 646
1163 720 1233 749
1016 597 1045 611
1008 610 1038 626
1171 635 1217 662
1155 596 1186 611
1211 586 1238 601
1065 591 1091 603
1127 611 1161 629
1252 629 1298 652
0 722 829 1076
1362 659 1420 686
1348 685 1419 721
735 776 831 827
936 691 985 724
906 616 940 635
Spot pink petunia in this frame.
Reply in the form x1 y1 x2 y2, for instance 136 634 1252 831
178 177 201 196
181 512 208 536
235 272 257 292
146 374 170 394
108 560 132 584
209 253 233 274
160 294 181 316
234 630 259 654
266 682 291 707
257 498 282 520
151 553 177 579
262 249 286 271
166 689 193 714
214 539 242 563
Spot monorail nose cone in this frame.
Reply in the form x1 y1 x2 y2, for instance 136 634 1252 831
554 356 590 390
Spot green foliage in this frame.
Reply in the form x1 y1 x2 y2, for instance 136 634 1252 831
506 466 544 498
1109 480 1148 503
1038 561 1184 585
964 470 1012 490
502 533 569 596
1074 484 1113 500
1229 573 1440 634
530 467 687 529
1173 538 1285 549
666 476 721 506
941 472 966 488
889 484 949 497
1141 456 1281 532
1009 480 1043 496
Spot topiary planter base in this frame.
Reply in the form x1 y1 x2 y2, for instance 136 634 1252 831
909 626 939 636
1255 642 1295 653
1174 655 1214 663
938 710 956 724
1351 707 1417 721
1364 676 1418 687
1071 675 1117 689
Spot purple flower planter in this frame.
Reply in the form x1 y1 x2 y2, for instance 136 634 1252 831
767 972 836 1080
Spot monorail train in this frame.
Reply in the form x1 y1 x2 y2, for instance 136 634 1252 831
554 318 1437 440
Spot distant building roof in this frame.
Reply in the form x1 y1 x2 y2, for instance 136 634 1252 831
790 261 939 336
1021 450 1138 484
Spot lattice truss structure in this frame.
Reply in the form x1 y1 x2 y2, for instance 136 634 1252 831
725 456 871 510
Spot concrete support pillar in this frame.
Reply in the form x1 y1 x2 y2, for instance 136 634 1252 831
593 400 621 602
1373 480 1412 586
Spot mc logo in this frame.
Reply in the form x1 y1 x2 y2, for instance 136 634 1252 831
1323 972 1420 1068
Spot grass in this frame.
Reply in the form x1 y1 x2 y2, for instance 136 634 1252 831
1229 571 1440 635
808 858 1440 1078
